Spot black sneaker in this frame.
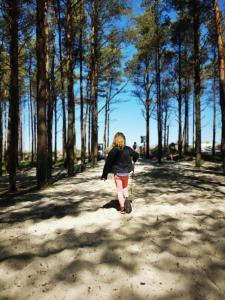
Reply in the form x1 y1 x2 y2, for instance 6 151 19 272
124 198 132 213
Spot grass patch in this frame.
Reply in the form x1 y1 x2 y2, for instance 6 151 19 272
40 182 54 190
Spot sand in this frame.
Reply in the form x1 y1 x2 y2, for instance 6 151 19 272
0 159 225 300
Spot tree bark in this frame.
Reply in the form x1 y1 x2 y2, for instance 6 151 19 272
156 47 162 162
46 5 52 179
55 0 67 166
193 0 201 167
7 0 19 191
183 76 189 153
34 103 37 161
3 92 7 164
47 42 55 177
156 1 162 163
163 102 168 149
19 114 23 162
212 59 217 156
107 105 110 148
103 86 109 152
29 55 34 164
0 95 2 176
86 77 91 161
54 76 57 163
80 0 86 166
88 100 91 161
213 0 225 172
167 125 169 147
90 0 99 166
66 0 75 176
192 86 195 152
178 35 182 158
145 68 150 159
36 0 48 187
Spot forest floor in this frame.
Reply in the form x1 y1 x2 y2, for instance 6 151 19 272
0 159 225 300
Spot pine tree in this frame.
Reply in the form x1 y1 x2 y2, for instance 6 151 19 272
128 7 156 158
213 0 225 173
79 0 86 167
7 0 19 191
66 0 76 176
36 0 48 187
193 0 201 167
0 92 2 176
55 0 67 166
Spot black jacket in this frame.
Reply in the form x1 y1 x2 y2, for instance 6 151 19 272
101 146 139 179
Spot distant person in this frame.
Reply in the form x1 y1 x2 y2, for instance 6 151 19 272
168 142 177 160
133 141 140 154
101 132 139 214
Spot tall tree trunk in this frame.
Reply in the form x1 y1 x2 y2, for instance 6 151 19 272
91 0 99 166
66 0 75 176
163 103 168 149
50 10 57 164
192 90 195 151
212 59 217 156
178 36 182 158
84 103 88 162
167 125 169 147
80 0 86 166
104 81 111 150
103 86 109 152
36 0 48 187
86 77 91 161
19 115 23 162
146 98 150 159
34 104 37 161
7 0 19 191
156 1 162 163
3 93 7 164
0 96 2 176
146 68 150 159
55 0 67 166
46 6 52 179
193 0 201 167
213 0 225 172
88 102 91 161
54 83 57 163
107 106 110 148
156 46 162 162
47 42 55 177
29 55 34 164
184 76 189 153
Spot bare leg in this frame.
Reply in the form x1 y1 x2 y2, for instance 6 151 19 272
114 175 125 209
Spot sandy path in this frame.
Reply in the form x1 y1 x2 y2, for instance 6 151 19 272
0 160 225 300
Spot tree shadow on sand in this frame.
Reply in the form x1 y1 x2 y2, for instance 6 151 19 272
0 160 225 299
1 207 224 299
0 190 113 225
0 163 96 202
133 161 225 202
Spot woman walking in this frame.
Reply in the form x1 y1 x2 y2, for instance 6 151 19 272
101 132 139 214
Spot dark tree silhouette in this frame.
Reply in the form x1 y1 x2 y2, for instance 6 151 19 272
7 0 19 191
36 0 48 187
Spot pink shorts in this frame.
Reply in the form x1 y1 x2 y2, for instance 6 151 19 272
114 175 128 192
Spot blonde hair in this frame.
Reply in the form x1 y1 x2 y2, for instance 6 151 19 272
112 132 126 149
